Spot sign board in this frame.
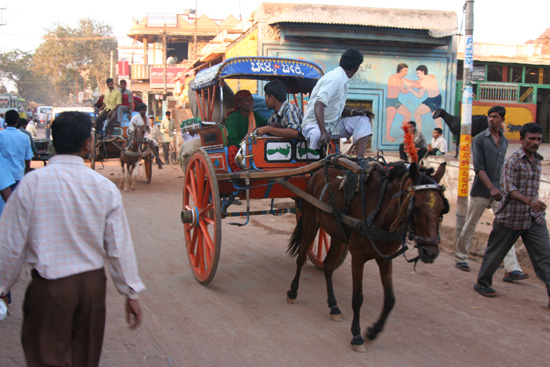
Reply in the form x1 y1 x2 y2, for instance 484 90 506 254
150 67 186 89
471 66 486 81
147 13 178 27
118 61 129 79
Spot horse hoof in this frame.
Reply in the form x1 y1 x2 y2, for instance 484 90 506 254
351 344 366 353
286 295 296 304
330 313 342 322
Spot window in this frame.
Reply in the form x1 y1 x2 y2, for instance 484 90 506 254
543 67 550 85
487 64 505 82
525 67 540 84
508 66 523 83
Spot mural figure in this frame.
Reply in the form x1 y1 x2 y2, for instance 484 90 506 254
409 65 443 132
385 63 412 142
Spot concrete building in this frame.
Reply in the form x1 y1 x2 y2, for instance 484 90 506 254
192 3 458 152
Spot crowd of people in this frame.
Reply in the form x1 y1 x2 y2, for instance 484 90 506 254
1 48 550 366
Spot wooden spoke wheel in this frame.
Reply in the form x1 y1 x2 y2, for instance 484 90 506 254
143 154 153 183
182 148 221 285
295 199 348 270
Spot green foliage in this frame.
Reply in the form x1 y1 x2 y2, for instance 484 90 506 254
0 49 56 104
32 18 117 100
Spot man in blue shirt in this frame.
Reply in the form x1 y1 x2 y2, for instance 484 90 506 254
0 110 33 187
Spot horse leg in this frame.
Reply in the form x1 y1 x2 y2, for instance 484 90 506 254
350 245 366 352
287 208 318 304
323 239 345 321
131 161 139 191
120 163 127 190
365 258 395 342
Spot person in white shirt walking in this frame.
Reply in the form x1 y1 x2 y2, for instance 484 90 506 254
0 111 145 366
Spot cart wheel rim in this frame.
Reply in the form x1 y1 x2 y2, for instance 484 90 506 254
183 148 221 284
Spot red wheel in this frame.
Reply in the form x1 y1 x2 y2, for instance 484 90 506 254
183 148 221 284
144 155 153 183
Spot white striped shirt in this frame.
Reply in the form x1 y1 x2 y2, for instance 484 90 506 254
0 155 145 298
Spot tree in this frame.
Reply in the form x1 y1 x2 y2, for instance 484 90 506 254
0 49 56 104
33 18 117 100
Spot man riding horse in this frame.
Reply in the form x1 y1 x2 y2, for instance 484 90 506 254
128 103 163 169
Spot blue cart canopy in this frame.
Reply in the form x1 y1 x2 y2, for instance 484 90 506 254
192 57 324 94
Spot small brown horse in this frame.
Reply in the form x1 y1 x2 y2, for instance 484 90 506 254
120 124 146 191
286 160 448 352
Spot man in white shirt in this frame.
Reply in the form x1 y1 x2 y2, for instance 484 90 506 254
0 111 144 366
128 103 163 169
427 127 448 156
301 48 373 158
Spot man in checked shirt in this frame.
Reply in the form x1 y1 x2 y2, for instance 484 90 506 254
257 80 303 139
474 123 550 309
0 112 145 366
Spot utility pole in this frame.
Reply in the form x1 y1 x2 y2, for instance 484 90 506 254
194 1 198 59
163 24 167 94
110 51 113 78
456 1 475 239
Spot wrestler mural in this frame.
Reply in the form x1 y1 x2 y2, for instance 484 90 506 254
382 62 446 144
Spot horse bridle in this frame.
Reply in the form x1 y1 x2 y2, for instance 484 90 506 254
405 183 448 247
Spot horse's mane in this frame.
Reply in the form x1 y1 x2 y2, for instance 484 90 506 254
384 162 409 182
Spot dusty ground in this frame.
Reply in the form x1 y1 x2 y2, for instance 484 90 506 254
1 157 550 367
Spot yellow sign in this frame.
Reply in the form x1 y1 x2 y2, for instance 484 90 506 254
226 30 258 93
457 134 471 197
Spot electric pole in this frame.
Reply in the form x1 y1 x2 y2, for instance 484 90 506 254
456 1 475 239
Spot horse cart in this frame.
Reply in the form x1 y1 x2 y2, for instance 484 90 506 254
180 56 450 350
90 111 154 185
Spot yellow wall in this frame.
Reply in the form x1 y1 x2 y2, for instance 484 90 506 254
472 105 535 141
225 30 258 93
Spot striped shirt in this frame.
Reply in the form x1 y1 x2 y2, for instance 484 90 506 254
0 155 145 298
496 147 545 230
267 100 302 132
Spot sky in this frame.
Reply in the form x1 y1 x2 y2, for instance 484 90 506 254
0 0 547 53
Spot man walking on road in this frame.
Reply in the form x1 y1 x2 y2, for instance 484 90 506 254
474 123 550 308
0 111 145 366
455 106 528 282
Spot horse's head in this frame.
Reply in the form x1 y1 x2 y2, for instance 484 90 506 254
405 162 449 263
128 124 146 151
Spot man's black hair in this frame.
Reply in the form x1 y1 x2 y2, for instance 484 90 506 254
136 103 147 112
106 78 114 84
264 80 287 103
339 48 364 71
165 111 171 116
520 122 543 138
488 105 506 118
408 121 417 127
397 63 408 73
434 127 443 134
416 65 428 74
5 110 19 126
52 112 93 154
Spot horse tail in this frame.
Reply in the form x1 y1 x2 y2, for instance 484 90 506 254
287 216 304 257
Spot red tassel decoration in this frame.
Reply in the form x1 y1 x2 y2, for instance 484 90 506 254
401 123 418 163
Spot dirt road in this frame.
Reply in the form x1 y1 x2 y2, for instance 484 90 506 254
1 160 549 367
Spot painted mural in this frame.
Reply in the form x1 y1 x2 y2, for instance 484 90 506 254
269 49 452 150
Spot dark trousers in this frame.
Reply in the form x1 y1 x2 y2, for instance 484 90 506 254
95 110 118 135
22 268 107 367
478 218 550 295
399 144 427 161
163 142 170 163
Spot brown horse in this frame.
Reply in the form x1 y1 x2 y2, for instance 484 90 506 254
120 124 146 191
286 159 449 352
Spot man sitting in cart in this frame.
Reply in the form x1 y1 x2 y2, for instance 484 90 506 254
128 103 164 169
255 80 302 139
301 48 373 158
226 90 267 171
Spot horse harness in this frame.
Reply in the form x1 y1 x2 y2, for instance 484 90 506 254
321 154 447 265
